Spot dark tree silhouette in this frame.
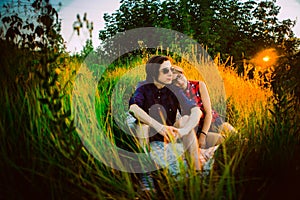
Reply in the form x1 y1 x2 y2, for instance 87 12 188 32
98 0 299 66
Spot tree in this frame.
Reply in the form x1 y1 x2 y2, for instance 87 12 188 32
0 0 64 88
99 0 160 42
98 0 299 68
1 0 63 51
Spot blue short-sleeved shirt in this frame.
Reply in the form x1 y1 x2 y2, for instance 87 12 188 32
129 80 197 141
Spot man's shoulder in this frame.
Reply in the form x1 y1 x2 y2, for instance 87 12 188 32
135 81 156 92
136 80 146 86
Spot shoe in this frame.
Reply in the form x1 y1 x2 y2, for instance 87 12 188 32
140 173 156 192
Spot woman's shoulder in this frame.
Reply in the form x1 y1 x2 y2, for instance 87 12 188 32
198 80 206 86
188 80 199 85
188 80 205 85
191 79 207 84
188 80 205 88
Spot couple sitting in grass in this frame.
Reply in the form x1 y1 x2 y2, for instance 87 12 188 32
127 55 235 192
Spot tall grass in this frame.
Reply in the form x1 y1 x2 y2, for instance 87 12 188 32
1 50 299 199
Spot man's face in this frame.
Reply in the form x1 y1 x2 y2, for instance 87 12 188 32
157 60 173 84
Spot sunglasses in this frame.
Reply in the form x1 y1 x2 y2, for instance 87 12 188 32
160 67 175 74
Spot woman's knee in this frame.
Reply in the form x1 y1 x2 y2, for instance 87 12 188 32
206 132 224 148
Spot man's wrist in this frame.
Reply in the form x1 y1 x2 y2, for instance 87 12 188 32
157 124 165 133
152 120 164 133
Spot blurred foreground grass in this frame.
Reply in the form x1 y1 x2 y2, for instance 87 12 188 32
1 53 299 200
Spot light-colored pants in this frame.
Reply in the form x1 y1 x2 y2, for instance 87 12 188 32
126 113 201 170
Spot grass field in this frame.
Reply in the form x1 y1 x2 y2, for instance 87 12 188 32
1 51 299 200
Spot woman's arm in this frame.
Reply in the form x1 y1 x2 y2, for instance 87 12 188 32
199 81 212 134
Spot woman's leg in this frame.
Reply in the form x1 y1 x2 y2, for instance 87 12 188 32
205 132 224 148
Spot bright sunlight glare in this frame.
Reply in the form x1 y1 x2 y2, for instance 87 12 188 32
263 56 270 62
251 48 278 70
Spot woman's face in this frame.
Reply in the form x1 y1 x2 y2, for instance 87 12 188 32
172 72 187 89
157 60 173 84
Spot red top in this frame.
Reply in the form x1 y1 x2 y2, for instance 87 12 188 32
184 80 219 129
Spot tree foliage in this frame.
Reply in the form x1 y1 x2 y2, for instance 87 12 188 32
0 0 64 89
1 0 63 51
99 0 299 64
99 0 300 123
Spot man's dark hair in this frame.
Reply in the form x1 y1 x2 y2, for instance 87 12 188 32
146 55 170 82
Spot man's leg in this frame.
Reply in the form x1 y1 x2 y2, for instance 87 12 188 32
135 123 150 153
133 123 156 192
176 116 202 171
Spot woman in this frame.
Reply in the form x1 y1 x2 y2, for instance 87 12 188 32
171 65 236 148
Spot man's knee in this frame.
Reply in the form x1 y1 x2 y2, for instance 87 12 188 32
134 123 150 138
175 115 189 128
182 128 198 149
132 123 150 152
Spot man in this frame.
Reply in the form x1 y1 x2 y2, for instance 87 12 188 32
128 55 202 192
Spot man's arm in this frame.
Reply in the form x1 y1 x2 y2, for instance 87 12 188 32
129 104 164 132
178 106 202 137
129 104 178 142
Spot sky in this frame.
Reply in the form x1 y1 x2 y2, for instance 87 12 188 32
58 0 300 53
56 0 121 53
1 0 299 53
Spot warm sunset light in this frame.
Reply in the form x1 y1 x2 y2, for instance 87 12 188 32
263 56 270 62
251 48 278 70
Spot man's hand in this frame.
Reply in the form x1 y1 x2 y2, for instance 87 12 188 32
159 126 179 143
